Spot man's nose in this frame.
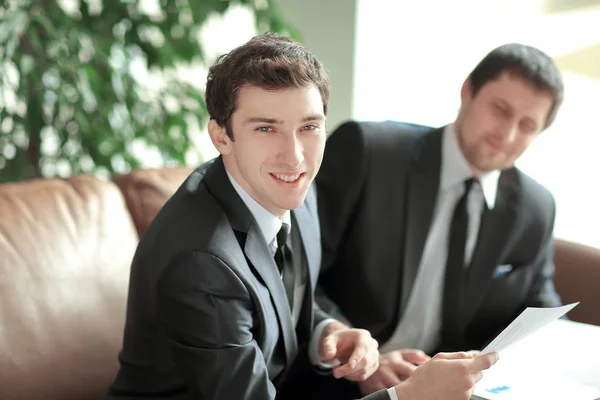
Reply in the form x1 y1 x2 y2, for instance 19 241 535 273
279 133 304 168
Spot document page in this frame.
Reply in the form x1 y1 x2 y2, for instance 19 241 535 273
473 318 600 400
473 371 600 400
481 302 578 354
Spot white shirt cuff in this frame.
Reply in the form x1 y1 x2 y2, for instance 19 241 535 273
308 318 341 368
387 387 398 400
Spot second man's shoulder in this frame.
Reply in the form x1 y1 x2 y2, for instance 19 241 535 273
328 120 436 151
513 168 555 212
332 119 433 138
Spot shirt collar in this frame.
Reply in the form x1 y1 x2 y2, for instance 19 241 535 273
441 124 500 209
226 170 291 246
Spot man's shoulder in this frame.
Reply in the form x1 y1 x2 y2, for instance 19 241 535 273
358 119 434 137
326 120 438 164
499 168 556 241
142 161 234 253
513 168 555 214
332 119 435 142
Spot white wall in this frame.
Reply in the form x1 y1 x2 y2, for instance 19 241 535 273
352 0 600 248
277 0 359 133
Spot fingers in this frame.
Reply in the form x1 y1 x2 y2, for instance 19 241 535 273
400 349 431 365
389 359 417 378
471 370 484 384
344 341 367 371
320 335 338 361
469 352 499 373
333 333 379 380
394 350 497 400
432 351 477 360
333 358 361 379
378 367 403 387
340 356 375 381
379 350 427 378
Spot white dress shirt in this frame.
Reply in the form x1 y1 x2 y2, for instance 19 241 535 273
379 124 500 356
226 172 337 372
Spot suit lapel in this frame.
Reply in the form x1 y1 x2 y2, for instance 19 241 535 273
292 203 320 294
204 157 299 365
291 203 320 340
400 129 443 312
461 169 519 327
244 224 299 362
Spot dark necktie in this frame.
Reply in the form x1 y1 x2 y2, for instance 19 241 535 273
442 178 476 344
275 223 295 310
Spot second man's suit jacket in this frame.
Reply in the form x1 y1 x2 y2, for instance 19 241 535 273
315 120 563 353
106 157 391 400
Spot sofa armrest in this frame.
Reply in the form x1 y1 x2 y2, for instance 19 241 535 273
554 238 600 326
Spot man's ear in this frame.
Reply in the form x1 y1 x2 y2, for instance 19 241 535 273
208 119 232 155
460 77 473 106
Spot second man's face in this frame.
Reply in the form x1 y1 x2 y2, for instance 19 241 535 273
216 84 327 216
456 72 554 176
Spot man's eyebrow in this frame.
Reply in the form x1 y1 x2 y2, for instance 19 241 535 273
491 97 511 107
244 115 326 124
244 117 283 124
302 114 326 122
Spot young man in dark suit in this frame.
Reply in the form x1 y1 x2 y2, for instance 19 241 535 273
106 33 498 400
316 43 564 397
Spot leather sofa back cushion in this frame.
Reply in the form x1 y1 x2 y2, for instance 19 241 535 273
113 167 193 237
0 176 138 399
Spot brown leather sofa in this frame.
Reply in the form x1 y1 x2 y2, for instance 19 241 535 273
1 167 598 399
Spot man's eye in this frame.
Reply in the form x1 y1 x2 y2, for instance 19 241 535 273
302 125 317 131
257 126 273 132
520 121 535 134
494 103 508 115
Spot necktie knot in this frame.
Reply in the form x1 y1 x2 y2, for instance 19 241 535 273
464 177 476 194
459 178 479 205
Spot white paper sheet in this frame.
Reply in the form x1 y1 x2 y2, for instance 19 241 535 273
480 302 578 355
473 318 600 399
473 371 600 400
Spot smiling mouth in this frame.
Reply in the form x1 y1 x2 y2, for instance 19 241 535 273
270 173 304 183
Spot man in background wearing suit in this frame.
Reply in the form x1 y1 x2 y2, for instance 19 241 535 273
106 33 498 400
316 43 564 397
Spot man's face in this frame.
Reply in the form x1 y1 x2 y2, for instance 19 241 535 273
455 72 554 175
211 84 326 216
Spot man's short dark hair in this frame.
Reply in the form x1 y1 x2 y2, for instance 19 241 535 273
205 32 330 139
468 43 564 128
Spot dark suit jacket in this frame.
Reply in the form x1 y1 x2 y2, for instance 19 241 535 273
106 157 390 400
315 120 563 353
